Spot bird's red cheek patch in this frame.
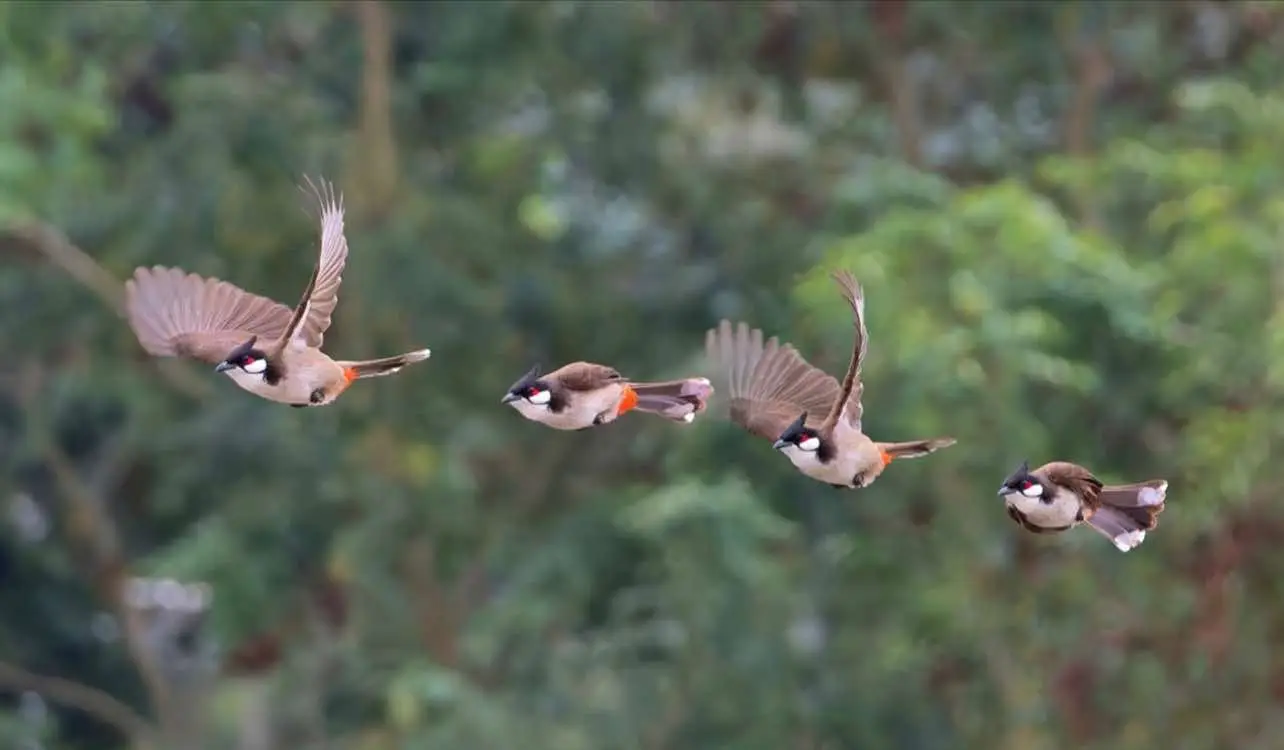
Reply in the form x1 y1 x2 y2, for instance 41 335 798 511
617 385 639 415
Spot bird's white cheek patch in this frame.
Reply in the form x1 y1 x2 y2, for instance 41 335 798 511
798 437 820 452
1020 485 1044 498
242 359 267 375
527 390 551 405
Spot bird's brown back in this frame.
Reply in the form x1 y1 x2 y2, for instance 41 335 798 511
1038 461 1105 509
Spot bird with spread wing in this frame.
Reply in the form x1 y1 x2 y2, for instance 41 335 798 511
125 177 430 407
705 270 955 489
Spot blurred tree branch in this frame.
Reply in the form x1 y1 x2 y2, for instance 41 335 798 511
4 222 123 310
14 365 179 745
1062 38 1111 157
755 1 806 121
868 0 923 169
0 660 156 747
348 0 398 219
1 221 211 400
38 437 176 731
1059 12 1111 231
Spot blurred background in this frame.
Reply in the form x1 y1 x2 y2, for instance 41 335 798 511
0 1 1279 748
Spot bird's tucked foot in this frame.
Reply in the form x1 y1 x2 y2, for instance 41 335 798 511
309 388 326 404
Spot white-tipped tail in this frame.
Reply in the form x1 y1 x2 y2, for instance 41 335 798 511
1137 482 1166 506
631 377 714 423
339 348 432 379
1088 479 1167 553
1111 529 1146 552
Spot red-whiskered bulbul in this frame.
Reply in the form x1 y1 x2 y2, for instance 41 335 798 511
704 270 956 488
501 361 713 430
997 460 1167 552
125 177 430 407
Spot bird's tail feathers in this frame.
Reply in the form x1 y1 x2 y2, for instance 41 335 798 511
877 437 957 463
338 349 432 380
1100 480 1168 510
1086 479 1166 552
630 378 715 424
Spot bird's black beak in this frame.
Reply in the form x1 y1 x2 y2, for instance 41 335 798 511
772 438 789 451
996 486 1012 497
214 361 235 373
501 392 520 405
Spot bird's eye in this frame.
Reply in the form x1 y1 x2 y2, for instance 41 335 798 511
526 387 541 396
1019 479 1033 490
241 355 256 365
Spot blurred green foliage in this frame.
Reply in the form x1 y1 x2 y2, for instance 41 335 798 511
1 2 1283 749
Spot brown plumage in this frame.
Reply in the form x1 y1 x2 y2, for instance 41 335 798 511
125 176 431 406
501 361 714 431
997 460 1168 552
704 270 956 488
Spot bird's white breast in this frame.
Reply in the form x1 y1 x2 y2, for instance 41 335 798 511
779 434 883 487
1006 486 1083 528
221 350 345 405
224 367 273 395
512 384 625 430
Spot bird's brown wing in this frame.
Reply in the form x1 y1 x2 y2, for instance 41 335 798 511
271 176 349 354
549 362 626 392
1039 461 1105 510
821 270 868 433
734 399 818 443
170 331 266 364
704 319 841 441
125 266 292 363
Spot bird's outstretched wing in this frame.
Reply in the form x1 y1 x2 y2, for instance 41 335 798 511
821 270 868 434
125 265 292 364
705 319 841 441
272 176 349 353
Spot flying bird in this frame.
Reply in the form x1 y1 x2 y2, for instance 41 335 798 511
997 460 1167 552
501 362 713 430
124 177 430 407
704 270 955 489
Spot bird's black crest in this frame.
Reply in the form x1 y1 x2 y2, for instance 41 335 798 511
508 363 543 393
1001 460 1031 488
223 336 260 363
778 411 808 441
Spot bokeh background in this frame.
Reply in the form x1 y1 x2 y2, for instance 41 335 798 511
0 2 1280 748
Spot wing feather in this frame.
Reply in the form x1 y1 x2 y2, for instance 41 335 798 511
705 319 841 441
125 265 292 363
550 362 625 391
1040 461 1104 508
821 270 868 432
273 176 349 352
172 331 267 364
